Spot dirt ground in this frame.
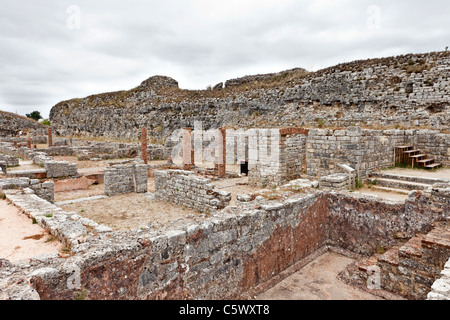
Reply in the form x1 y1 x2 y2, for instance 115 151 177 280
58 193 202 231
256 251 382 300
0 199 63 262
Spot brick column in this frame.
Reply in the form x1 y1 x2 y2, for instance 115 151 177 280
48 127 53 147
218 127 226 178
27 137 31 149
141 128 148 164
183 128 192 170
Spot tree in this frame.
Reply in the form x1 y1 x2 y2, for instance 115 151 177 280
26 111 43 121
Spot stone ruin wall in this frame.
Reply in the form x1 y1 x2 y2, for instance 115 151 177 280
248 129 307 187
49 52 450 141
2 183 448 300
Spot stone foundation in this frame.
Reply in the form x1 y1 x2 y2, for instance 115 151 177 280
104 162 148 196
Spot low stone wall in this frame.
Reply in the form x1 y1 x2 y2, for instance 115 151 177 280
154 170 231 213
104 162 148 196
1 180 448 300
3 189 111 248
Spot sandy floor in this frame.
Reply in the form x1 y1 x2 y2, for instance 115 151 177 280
58 193 201 231
0 199 63 262
256 252 382 300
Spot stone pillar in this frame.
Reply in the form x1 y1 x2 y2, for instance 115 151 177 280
27 137 31 149
141 128 148 164
183 128 192 170
218 127 226 178
48 127 53 147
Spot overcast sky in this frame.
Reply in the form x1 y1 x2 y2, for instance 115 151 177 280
0 0 449 119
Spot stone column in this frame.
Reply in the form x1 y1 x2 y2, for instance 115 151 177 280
27 137 31 149
48 127 53 147
218 127 226 178
182 128 192 170
141 128 148 164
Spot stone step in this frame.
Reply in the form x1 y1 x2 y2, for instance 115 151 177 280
425 163 442 169
369 172 449 185
368 177 431 191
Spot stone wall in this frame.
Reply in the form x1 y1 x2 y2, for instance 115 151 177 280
50 51 450 141
104 162 148 196
1 182 448 300
154 170 231 213
0 154 19 167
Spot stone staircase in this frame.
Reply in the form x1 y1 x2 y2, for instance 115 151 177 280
367 172 449 195
395 146 442 169
356 220 450 299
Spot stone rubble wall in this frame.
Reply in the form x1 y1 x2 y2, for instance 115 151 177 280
44 161 78 179
320 173 353 190
104 162 148 196
427 258 450 300
0 178 54 203
1 183 448 300
0 154 19 167
154 170 231 213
